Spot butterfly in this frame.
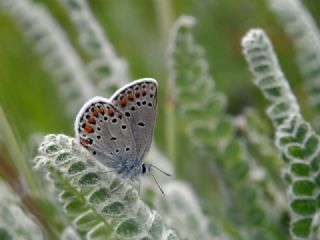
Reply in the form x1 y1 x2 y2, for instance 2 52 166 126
74 78 169 193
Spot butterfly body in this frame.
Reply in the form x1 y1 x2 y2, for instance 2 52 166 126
74 78 157 180
116 158 141 177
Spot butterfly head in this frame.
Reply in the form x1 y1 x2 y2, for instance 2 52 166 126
141 163 151 175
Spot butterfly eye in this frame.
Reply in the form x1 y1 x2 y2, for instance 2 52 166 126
141 164 147 174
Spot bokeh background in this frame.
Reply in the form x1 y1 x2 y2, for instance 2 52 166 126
1 1 320 239
1 0 319 142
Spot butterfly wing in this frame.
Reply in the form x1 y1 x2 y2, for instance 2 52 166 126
74 96 136 170
110 78 157 163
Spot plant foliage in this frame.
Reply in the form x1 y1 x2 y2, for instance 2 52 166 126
0 0 320 239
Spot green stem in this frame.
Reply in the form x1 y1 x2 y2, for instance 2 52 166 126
0 106 41 192
153 0 176 163
165 93 176 164
153 0 173 40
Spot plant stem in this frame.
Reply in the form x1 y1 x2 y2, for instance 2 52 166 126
153 0 176 164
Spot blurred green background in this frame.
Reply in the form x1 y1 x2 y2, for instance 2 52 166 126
0 0 319 154
1 1 320 239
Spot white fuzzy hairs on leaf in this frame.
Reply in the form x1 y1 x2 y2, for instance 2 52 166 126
35 134 179 240
168 15 227 145
1 0 96 117
169 16 285 240
1 0 132 116
267 0 320 129
155 181 227 240
59 0 129 94
243 28 320 240
275 114 320 239
0 181 43 240
242 29 300 126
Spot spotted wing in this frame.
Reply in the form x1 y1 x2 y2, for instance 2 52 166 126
74 96 136 170
110 78 157 163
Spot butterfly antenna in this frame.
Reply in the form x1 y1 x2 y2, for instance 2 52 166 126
150 164 171 176
150 171 165 195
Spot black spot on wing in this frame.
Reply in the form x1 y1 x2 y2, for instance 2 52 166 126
137 122 145 127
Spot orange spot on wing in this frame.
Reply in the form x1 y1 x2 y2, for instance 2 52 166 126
81 139 89 145
128 92 134 101
99 107 105 114
119 97 127 107
84 124 94 133
90 107 99 117
108 108 114 116
88 116 95 124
